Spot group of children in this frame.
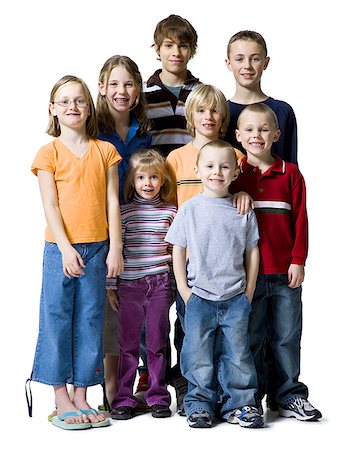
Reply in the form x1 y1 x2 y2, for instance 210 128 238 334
26 14 322 430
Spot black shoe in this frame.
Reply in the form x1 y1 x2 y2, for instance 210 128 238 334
171 375 187 416
111 406 135 420
151 404 172 418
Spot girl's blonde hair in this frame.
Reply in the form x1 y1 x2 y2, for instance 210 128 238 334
97 55 151 135
185 84 230 137
124 149 177 206
46 75 98 138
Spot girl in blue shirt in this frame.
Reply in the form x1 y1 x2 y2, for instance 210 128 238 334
96 55 152 410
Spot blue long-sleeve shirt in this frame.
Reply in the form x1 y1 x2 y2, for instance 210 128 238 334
98 114 152 204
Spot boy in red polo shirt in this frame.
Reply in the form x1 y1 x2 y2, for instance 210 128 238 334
230 103 321 422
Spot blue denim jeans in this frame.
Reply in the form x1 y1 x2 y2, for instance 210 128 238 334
31 240 108 387
181 293 257 419
113 273 172 407
249 274 309 405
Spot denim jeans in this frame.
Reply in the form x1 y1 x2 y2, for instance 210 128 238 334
113 273 172 407
31 240 108 387
181 293 257 419
249 274 309 405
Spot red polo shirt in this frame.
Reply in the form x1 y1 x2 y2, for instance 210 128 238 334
230 155 308 274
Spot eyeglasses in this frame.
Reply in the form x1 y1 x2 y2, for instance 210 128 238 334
53 98 88 108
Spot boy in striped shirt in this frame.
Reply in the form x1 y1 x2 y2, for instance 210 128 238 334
230 103 321 422
143 14 201 157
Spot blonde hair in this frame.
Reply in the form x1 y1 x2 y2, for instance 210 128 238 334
97 55 151 135
124 149 177 206
185 84 230 137
197 139 237 168
46 75 98 138
153 14 198 58
237 103 279 129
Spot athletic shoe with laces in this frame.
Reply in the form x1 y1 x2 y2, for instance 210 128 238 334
279 396 322 421
227 406 264 428
187 410 213 428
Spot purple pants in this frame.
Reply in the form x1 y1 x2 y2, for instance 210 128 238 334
112 272 172 407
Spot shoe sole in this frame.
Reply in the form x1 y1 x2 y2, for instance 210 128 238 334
152 412 172 418
279 408 322 421
188 417 212 428
227 416 264 428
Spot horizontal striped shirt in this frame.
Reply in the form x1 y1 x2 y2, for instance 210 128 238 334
107 194 177 287
143 69 200 157
230 155 308 274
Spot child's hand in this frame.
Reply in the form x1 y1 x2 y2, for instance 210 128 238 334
107 289 119 311
60 245 85 278
106 250 124 278
288 264 305 288
180 286 192 304
232 191 254 215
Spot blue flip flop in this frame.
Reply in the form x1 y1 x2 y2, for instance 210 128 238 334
52 411 91 430
80 409 111 428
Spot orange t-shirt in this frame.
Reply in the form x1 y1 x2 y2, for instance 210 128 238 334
31 138 122 244
167 142 244 208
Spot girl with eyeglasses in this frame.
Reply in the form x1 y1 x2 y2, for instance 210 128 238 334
26 75 123 430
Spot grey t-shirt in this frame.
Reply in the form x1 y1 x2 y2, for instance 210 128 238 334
165 193 259 301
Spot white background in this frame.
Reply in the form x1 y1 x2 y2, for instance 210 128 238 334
0 0 339 448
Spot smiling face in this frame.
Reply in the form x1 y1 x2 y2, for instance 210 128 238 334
195 144 239 198
50 82 89 132
193 105 223 141
100 65 138 115
134 166 163 200
226 39 269 89
157 38 192 79
236 110 280 160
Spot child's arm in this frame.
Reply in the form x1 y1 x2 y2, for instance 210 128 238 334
244 245 260 302
37 170 85 278
172 245 192 303
106 164 124 278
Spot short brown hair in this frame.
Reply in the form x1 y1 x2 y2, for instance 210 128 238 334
124 149 177 206
153 14 198 58
47 75 98 138
227 30 268 57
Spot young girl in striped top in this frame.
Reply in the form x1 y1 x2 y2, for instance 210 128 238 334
108 149 177 420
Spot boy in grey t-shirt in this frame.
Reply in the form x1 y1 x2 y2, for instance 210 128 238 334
165 140 263 429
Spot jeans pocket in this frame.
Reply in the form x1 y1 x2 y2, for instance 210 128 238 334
185 292 194 307
242 293 252 309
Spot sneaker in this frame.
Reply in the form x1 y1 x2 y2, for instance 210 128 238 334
279 396 322 421
171 375 187 416
111 406 135 420
227 406 264 428
134 372 150 411
187 410 213 428
151 404 172 418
